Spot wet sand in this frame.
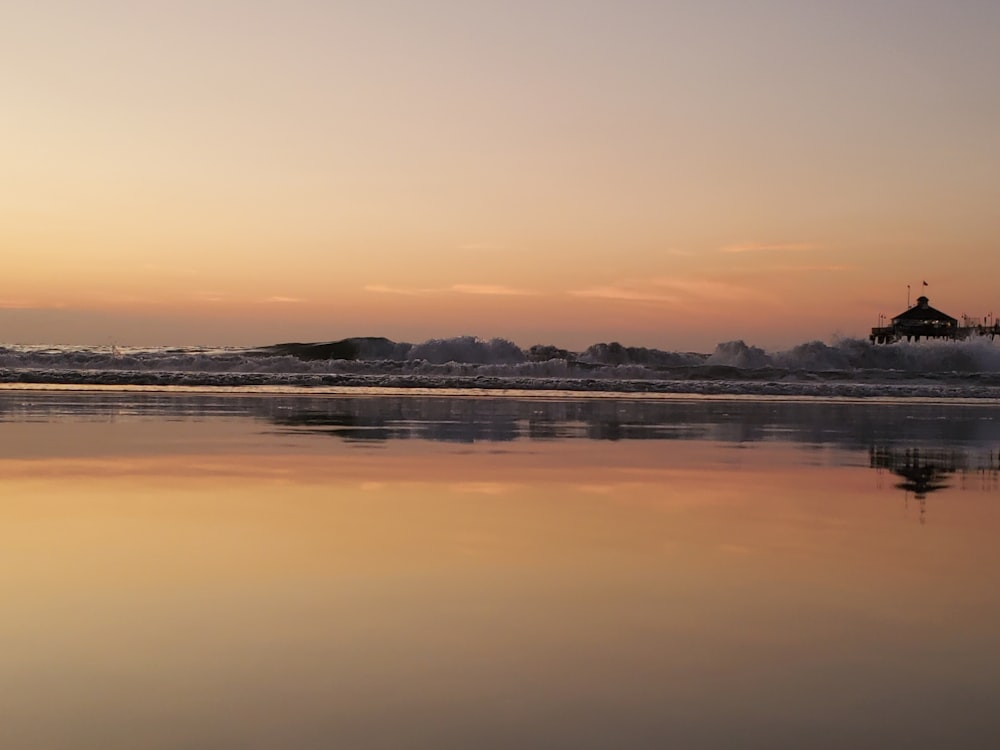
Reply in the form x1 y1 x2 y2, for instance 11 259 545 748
2 391 999 749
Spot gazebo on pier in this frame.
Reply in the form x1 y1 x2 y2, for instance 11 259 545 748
870 296 958 343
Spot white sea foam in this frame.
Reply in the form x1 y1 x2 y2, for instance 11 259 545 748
2 336 1000 398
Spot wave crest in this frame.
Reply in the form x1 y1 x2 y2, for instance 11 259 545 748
3 335 1000 397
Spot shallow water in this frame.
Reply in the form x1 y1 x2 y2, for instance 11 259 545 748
1 391 999 749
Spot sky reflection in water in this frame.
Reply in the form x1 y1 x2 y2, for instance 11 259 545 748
1 392 998 749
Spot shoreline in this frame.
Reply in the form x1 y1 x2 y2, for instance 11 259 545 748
3 377 1000 405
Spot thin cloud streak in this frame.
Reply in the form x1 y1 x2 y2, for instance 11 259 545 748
194 292 228 303
365 283 537 296
773 264 853 272
721 242 819 254
364 284 435 296
263 296 304 303
142 263 200 276
451 284 537 296
449 481 520 495
568 286 680 303
569 276 778 309
459 243 507 251
650 278 772 303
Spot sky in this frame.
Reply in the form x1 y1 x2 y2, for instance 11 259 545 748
2 0 998 352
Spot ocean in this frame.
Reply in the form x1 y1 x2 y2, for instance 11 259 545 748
3 335 1000 398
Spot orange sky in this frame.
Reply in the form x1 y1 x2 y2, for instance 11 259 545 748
3 1 998 351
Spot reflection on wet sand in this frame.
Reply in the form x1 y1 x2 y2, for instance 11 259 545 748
871 445 1000 523
1 391 999 748
4 388 1000 443
872 446 1000 498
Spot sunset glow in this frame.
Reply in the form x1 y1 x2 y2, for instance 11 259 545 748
3 2 998 350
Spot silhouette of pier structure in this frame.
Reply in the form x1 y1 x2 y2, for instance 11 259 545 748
870 296 999 344
870 444 1000 523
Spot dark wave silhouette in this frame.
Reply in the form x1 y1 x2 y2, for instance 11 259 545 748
3 335 1000 397
255 334 1000 373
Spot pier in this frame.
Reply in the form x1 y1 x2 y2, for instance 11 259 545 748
870 296 999 344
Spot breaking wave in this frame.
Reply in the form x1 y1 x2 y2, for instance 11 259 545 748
2 335 1000 398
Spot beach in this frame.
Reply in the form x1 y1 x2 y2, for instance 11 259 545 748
9 0 1000 744
2 388 998 748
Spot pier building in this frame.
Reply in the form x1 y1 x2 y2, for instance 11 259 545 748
870 296 999 344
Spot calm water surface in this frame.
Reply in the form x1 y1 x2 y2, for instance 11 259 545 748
1 391 999 749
